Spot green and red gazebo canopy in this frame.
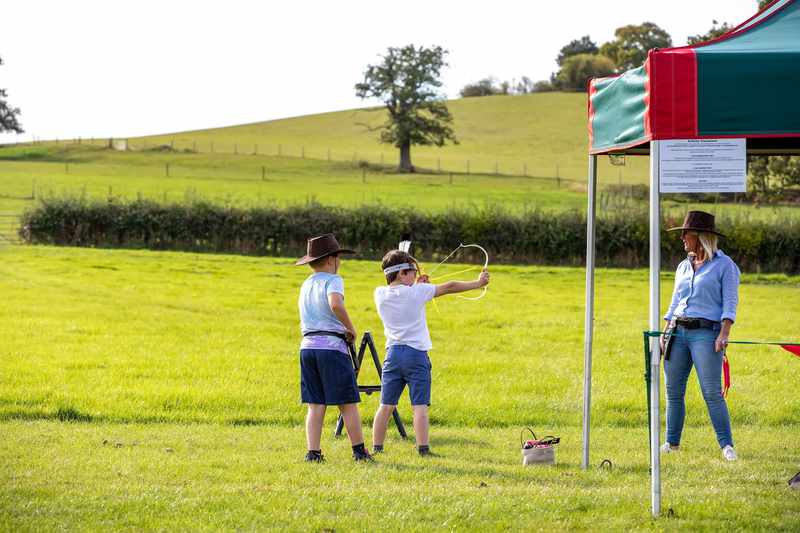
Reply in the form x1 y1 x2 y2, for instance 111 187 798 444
588 0 800 155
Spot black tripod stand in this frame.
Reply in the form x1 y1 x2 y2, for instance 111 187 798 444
334 331 407 438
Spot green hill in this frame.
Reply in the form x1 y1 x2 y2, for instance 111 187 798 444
139 92 649 185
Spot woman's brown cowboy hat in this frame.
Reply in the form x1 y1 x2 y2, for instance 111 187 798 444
667 210 726 238
295 233 356 266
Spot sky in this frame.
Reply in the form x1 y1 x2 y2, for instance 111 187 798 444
0 0 760 144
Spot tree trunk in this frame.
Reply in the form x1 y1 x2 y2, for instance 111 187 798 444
398 141 414 173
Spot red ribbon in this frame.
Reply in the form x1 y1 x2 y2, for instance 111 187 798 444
781 344 800 358
722 353 731 398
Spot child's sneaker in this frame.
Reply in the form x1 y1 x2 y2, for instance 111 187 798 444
304 450 325 462
660 442 679 454
353 449 375 462
418 445 434 457
722 445 737 461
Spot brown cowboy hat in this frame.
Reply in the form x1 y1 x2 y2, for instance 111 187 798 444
667 210 726 238
295 233 356 266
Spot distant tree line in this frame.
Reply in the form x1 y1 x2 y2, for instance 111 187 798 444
461 0 770 96
460 22 672 96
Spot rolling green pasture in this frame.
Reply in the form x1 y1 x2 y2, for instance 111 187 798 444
0 144 586 215
138 92 651 185
1 144 798 238
1 245 798 530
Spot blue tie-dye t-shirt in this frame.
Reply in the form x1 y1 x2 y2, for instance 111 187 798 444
298 272 348 354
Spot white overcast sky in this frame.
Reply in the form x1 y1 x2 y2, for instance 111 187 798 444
0 0 759 143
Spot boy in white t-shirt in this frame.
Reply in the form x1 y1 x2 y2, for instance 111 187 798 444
372 250 490 456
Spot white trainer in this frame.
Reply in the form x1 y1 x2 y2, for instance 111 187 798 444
660 442 679 453
722 445 738 461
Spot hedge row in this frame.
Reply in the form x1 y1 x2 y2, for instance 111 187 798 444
19 198 800 272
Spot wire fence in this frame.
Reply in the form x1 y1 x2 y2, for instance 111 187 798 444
0 213 21 244
2 137 593 185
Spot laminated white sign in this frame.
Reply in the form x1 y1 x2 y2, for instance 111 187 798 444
658 139 747 193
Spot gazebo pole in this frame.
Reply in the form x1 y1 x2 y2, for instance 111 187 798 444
581 154 598 470
649 141 662 517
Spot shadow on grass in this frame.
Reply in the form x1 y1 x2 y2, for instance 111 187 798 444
1 406 94 423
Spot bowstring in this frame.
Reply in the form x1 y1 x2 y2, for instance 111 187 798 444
412 256 442 316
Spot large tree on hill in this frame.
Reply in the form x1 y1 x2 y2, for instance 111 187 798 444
0 56 23 134
600 22 672 71
555 54 616 91
556 36 598 66
687 20 733 45
355 45 457 173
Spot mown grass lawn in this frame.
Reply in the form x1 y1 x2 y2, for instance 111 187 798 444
1 245 798 530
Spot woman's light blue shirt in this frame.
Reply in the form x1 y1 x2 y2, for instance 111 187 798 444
664 250 740 323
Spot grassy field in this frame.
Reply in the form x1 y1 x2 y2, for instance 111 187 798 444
137 92 652 185
1 144 798 245
1 245 798 529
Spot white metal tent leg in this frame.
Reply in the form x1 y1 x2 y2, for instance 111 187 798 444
582 154 597 470
649 141 662 517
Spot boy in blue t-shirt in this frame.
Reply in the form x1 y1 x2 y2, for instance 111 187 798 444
296 233 372 462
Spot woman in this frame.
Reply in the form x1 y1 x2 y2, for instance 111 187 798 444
660 211 740 461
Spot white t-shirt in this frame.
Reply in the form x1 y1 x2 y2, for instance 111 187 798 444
374 283 437 351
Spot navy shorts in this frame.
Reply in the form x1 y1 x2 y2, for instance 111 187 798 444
380 345 431 406
300 349 361 405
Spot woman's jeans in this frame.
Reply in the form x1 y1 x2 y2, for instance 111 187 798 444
664 324 733 449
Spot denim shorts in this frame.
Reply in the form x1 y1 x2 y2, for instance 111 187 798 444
300 349 360 405
380 344 432 406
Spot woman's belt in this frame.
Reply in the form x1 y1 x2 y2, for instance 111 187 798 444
675 317 720 330
303 330 349 341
